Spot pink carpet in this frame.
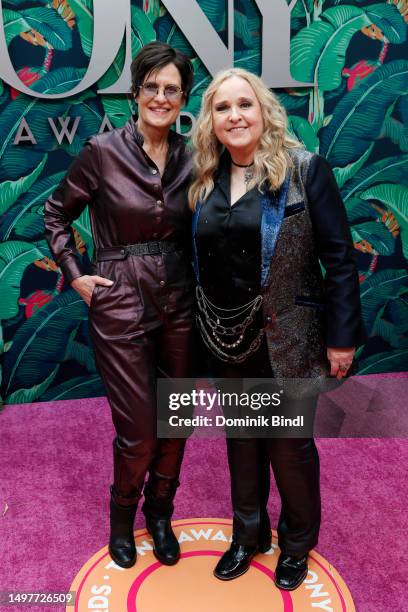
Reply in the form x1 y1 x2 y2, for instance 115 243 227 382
1 397 407 611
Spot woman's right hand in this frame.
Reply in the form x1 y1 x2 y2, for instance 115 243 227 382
71 275 114 306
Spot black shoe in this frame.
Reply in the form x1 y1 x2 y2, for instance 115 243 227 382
108 487 137 569
275 553 308 590
214 542 258 580
146 517 180 565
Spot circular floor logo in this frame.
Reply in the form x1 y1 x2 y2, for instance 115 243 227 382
68 518 355 611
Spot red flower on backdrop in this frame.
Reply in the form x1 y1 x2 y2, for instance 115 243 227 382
11 67 42 100
342 60 377 91
18 290 54 318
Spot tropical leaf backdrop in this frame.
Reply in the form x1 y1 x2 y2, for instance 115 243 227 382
0 0 407 405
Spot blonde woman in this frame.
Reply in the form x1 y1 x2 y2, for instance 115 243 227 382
189 68 363 590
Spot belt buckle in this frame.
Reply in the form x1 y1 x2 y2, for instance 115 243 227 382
148 241 159 254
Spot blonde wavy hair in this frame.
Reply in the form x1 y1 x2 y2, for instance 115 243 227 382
188 68 301 210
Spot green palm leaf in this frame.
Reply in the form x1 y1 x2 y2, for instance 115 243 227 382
69 0 94 57
40 374 105 401
30 67 87 95
0 171 65 241
372 318 408 348
380 117 408 153
360 269 408 333
342 155 408 202
72 207 94 258
346 198 378 224
360 184 408 258
351 220 395 256
290 5 371 91
3 290 88 396
320 61 408 165
287 115 319 152
291 0 314 18
189 58 211 97
365 3 407 44
40 374 106 402
357 349 408 374
20 6 73 50
197 0 227 26
157 0 226 51
3 6 73 49
64 340 96 372
234 50 260 76
3 204 45 240
145 0 163 23
235 11 258 49
131 5 156 47
0 155 47 216
389 294 408 327
334 145 373 190
277 91 309 112
99 95 134 129
3 9 31 45
0 241 49 320
5 366 59 405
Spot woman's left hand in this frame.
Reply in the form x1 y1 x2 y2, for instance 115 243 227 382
327 347 355 379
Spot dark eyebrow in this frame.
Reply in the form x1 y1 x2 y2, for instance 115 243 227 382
143 80 180 88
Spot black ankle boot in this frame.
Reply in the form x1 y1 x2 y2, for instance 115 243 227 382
109 486 138 569
275 552 308 590
214 541 259 580
146 517 180 565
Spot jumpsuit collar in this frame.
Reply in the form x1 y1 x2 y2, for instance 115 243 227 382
125 114 185 150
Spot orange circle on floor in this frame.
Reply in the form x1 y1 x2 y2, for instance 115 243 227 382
68 518 355 612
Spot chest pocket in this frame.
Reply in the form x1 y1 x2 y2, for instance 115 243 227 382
283 201 305 218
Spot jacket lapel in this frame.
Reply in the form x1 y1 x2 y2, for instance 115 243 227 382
260 174 290 287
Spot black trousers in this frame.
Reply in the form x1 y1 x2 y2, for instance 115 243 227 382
208 338 321 556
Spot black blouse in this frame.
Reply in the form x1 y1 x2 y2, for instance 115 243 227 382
196 154 262 308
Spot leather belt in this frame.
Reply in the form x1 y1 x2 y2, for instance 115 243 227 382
96 241 179 261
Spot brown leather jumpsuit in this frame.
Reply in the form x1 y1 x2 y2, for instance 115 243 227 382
44 118 194 514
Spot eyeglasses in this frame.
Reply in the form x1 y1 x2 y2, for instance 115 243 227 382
138 83 184 102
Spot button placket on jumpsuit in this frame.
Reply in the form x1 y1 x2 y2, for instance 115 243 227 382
44 119 194 513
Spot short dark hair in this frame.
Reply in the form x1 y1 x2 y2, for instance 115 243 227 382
131 41 193 103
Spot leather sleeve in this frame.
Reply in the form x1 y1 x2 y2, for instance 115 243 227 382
306 154 365 348
44 138 99 284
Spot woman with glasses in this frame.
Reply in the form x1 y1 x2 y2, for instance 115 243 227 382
44 42 194 569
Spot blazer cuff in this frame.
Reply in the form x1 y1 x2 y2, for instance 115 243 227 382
326 322 367 349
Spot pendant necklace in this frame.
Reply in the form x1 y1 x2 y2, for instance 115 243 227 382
231 158 254 189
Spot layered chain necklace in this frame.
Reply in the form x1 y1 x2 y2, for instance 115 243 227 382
196 286 264 363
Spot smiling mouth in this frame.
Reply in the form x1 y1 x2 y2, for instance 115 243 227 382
149 108 171 113
229 127 247 132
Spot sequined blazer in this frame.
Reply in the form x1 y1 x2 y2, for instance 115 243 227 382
260 148 363 378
